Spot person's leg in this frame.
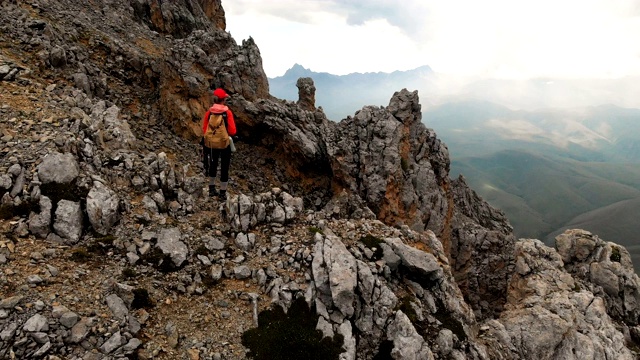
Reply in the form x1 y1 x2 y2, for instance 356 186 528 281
218 146 232 199
209 148 221 196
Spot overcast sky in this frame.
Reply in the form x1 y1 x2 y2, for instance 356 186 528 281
225 0 640 79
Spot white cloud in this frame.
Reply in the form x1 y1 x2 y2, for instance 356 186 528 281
224 0 640 79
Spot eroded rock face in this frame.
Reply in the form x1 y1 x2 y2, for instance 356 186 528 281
325 89 515 317
480 239 634 360
130 0 225 38
555 229 640 325
296 77 316 111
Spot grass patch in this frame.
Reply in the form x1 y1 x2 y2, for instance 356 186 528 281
610 246 622 263
400 157 409 172
70 247 91 262
395 295 418 324
242 297 344 360
308 227 324 235
359 234 384 260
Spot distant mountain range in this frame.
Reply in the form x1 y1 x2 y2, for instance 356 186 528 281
269 64 435 121
269 65 640 267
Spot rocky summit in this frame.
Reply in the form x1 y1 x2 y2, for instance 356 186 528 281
1 1 639 360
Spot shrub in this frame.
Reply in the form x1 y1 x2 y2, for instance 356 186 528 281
242 297 344 360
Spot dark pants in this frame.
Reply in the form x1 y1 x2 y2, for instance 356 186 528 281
203 145 231 182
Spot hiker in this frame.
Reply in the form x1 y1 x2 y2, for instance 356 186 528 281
201 88 236 200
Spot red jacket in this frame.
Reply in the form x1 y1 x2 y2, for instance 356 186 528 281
202 104 236 136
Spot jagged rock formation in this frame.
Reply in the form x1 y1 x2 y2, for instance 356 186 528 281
1 1 640 360
296 77 316 111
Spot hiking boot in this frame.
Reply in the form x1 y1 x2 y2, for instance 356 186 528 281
218 189 227 201
209 185 217 197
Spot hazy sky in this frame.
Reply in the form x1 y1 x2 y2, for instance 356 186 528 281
225 0 640 79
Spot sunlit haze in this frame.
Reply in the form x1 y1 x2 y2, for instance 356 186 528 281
225 0 640 80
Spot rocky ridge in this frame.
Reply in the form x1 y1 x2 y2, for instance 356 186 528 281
1 1 640 359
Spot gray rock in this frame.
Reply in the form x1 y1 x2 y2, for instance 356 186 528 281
52 305 70 318
23 314 49 332
235 232 252 251
206 236 225 250
210 264 223 281
53 200 83 243
156 227 188 267
385 237 443 283
386 311 434 360
9 169 24 197
86 182 120 235
0 174 11 190
484 239 635 360
142 194 159 213
27 274 44 284
123 338 142 352
234 265 252 279
380 243 401 271
37 152 79 185
0 65 10 80
436 329 454 356
32 341 52 357
106 294 129 321
100 331 122 354
0 295 23 309
127 252 140 265
74 72 92 97
0 322 17 341
312 235 357 319
555 229 640 325
59 311 80 328
68 317 95 344
31 331 49 344
50 46 67 67
29 195 52 238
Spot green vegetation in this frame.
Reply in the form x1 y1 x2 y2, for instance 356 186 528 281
400 158 409 172
359 234 384 260
242 297 344 360
308 226 324 235
610 246 622 263
452 150 640 246
395 296 418 324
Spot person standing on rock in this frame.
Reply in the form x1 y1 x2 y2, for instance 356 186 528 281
201 88 236 200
